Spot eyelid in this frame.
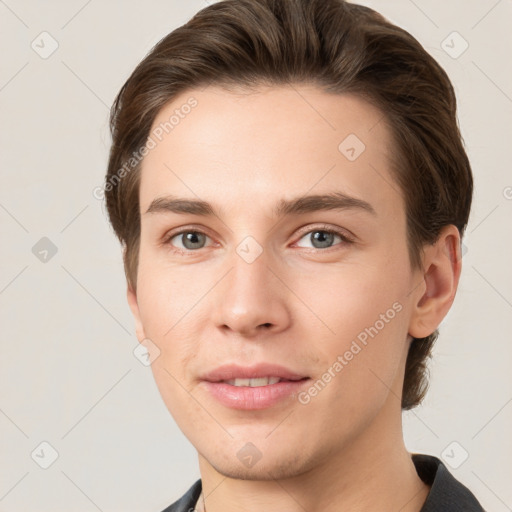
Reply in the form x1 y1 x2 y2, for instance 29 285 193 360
293 223 356 243
162 224 215 249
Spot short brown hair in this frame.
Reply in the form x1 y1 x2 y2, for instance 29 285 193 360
104 0 473 410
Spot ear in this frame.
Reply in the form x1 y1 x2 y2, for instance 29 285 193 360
408 225 463 339
127 284 146 343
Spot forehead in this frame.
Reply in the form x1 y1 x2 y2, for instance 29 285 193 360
139 84 402 220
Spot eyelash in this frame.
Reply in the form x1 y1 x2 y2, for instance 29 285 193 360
161 224 355 254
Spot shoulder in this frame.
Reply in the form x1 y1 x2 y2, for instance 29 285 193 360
412 453 486 511
159 479 202 512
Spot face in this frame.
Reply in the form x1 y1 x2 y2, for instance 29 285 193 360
128 84 427 480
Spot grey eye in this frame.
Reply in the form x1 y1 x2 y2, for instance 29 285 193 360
296 230 342 249
171 231 209 250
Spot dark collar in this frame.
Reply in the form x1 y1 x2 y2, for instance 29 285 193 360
413 454 485 511
161 453 485 511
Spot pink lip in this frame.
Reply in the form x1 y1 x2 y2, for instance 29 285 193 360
201 363 308 382
200 363 310 410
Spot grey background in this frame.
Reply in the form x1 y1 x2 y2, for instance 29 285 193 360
1 0 511 510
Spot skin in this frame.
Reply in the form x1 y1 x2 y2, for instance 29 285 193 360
127 84 462 512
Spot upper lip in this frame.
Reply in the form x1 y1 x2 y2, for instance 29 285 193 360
201 363 309 383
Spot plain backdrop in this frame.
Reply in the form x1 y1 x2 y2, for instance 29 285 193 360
1 1 511 511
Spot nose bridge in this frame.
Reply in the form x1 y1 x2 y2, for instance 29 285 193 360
232 242 271 294
212 241 289 335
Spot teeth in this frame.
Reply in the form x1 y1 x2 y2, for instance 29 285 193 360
224 377 282 387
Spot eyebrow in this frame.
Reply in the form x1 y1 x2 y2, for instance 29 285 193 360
144 191 376 218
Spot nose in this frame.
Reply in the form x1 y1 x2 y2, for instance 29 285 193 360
211 248 291 338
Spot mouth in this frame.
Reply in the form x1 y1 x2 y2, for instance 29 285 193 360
200 363 311 410
221 376 308 387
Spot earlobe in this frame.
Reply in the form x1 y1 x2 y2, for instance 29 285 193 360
127 285 146 342
408 225 462 339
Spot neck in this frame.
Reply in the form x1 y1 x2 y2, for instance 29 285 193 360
196 394 430 512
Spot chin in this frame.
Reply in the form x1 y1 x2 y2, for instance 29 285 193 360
197 435 324 482
207 451 314 481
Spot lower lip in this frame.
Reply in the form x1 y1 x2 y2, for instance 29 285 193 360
202 379 310 410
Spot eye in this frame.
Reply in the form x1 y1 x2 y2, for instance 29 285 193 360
164 230 212 252
294 226 353 250
162 225 354 254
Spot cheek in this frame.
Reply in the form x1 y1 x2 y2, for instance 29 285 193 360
148 358 212 446
135 260 199 394
137 259 203 425
292 257 410 341
291 256 411 398
135 251 196 336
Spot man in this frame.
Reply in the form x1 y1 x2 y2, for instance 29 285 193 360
103 0 484 510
